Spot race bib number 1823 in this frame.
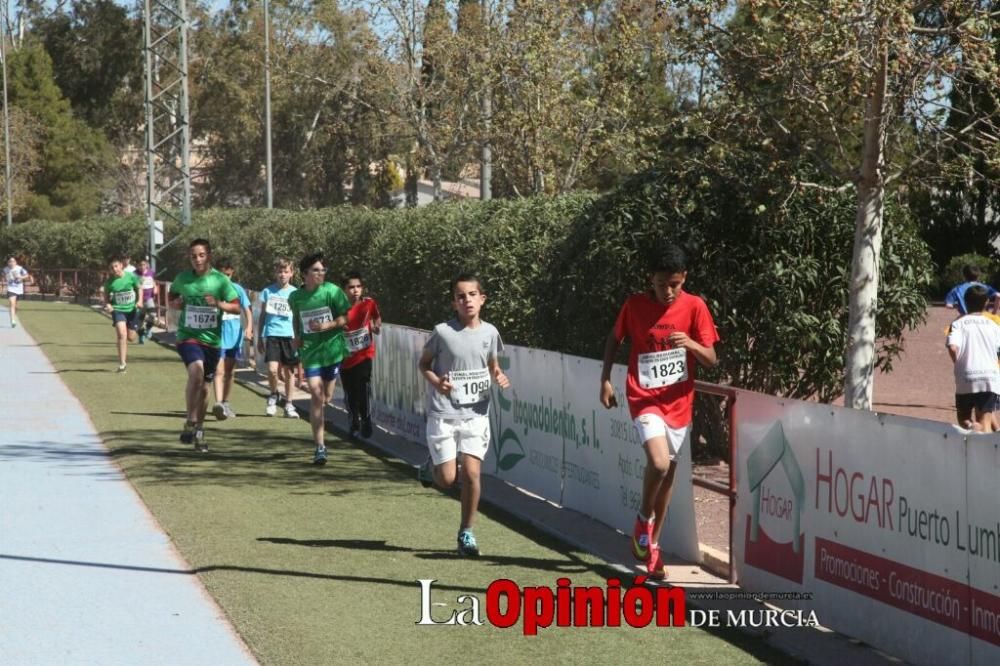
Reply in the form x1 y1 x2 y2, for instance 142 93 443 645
637 348 688 389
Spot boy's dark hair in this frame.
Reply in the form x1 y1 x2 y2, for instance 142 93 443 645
451 272 484 294
963 264 981 282
108 257 125 266
650 246 687 275
299 252 324 275
342 270 364 286
966 285 990 313
190 238 212 254
216 256 235 270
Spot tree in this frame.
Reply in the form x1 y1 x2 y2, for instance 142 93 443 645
7 42 115 221
673 0 1000 408
32 0 143 142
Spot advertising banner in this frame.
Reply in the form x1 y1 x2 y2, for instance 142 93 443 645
734 390 1000 665
371 324 430 443
485 345 565 503
560 356 700 563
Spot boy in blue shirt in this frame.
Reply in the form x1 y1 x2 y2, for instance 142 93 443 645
212 258 254 420
945 265 999 315
256 258 300 418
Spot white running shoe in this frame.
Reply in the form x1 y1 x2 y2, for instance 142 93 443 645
284 402 298 419
265 393 278 416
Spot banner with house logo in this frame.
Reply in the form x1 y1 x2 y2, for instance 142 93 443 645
734 389 1000 666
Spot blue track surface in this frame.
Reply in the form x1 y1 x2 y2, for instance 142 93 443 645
0 306 256 665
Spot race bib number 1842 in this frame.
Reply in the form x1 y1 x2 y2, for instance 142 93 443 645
637 348 688 389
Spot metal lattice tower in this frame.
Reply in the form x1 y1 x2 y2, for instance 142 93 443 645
143 0 192 272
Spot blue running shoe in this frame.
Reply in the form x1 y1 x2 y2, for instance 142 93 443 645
457 529 480 557
313 446 328 465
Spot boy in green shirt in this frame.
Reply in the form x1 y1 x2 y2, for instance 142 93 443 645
289 252 350 465
102 258 142 373
167 238 241 452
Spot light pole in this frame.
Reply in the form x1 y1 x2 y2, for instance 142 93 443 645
264 0 273 208
1 0 12 226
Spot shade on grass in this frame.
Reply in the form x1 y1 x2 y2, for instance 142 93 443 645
17 301 796 665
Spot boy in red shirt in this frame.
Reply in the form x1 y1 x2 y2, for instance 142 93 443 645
341 272 382 438
599 247 719 579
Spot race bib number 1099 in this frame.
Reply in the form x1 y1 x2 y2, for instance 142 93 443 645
450 368 491 406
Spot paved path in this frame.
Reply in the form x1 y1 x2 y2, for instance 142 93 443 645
0 307 256 666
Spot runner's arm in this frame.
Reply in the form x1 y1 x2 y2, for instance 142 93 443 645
668 331 717 368
419 348 452 395
488 356 510 389
242 303 254 340
599 329 622 408
216 297 241 315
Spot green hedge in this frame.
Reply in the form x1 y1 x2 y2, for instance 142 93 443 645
0 165 933 406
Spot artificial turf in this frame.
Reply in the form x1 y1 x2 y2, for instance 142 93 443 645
18 300 797 665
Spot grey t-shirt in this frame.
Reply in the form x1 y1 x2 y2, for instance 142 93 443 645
423 319 504 418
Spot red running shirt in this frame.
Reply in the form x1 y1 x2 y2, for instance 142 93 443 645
613 291 719 427
342 297 381 369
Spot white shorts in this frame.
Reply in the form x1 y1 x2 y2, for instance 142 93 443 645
426 415 491 465
633 413 690 459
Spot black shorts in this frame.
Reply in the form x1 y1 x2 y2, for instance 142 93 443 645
264 337 299 367
177 341 222 381
112 309 140 330
955 392 999 413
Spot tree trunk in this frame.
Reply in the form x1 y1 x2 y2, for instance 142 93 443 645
844 36 889 410
432 163 443 201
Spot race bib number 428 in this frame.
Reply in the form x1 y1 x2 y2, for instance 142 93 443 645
637 348 688 389
450 368 491 406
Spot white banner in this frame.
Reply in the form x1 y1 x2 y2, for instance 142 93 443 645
371 325 430 443
486 346 564 503
560 356 700 562
734 390 1000 665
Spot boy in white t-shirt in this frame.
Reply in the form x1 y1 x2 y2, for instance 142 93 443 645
3 256 30 327
946 285 1000 432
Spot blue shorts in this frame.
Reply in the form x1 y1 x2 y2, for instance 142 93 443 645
177 341 222 381
222 345 240 360
112 310 139 329
303 363 341 382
